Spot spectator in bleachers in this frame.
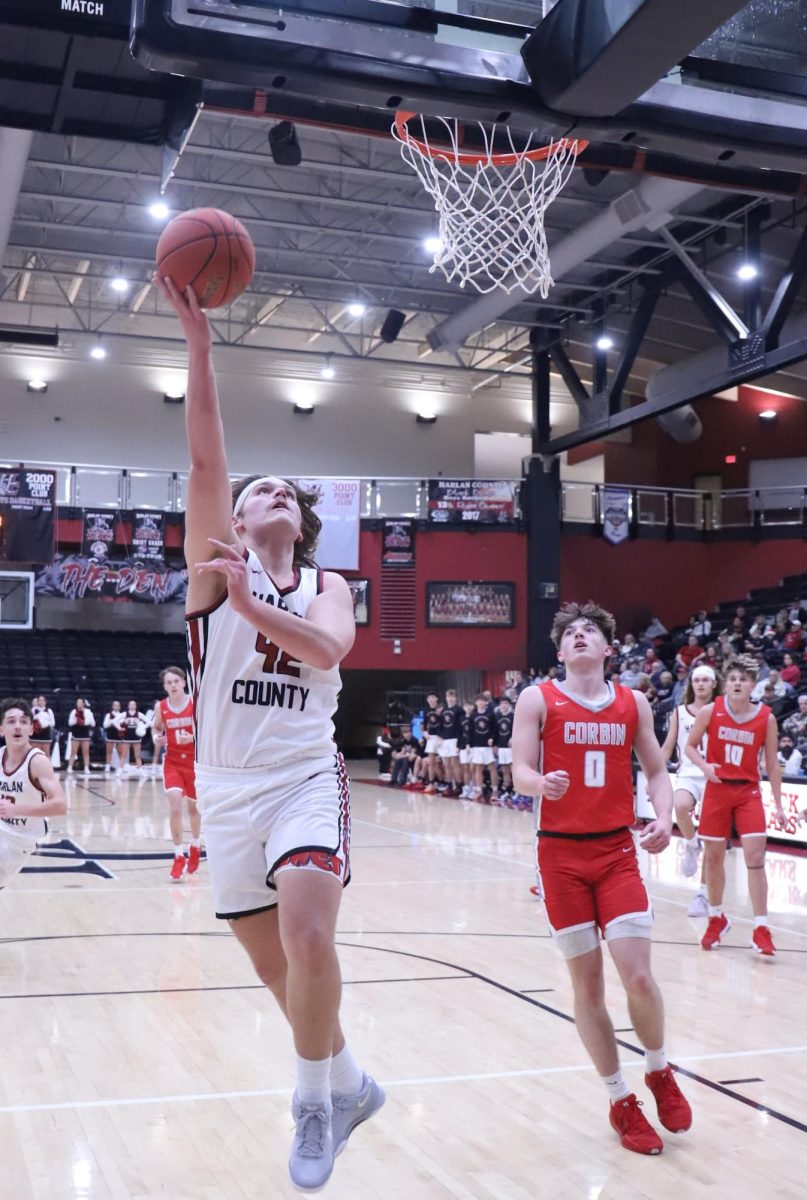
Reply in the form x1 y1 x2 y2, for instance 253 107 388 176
676 635 705 670
692 610 711 639
672 664 689 705
759 681 787 720
643 615 667 641
777 734 802 776
654 670 675 706
376 726 393 779
390 726 418 787
783 694 807 742
67 698 95 776
783 620 805 654
753 667 792 702
780 652 802 690
619 657 643 688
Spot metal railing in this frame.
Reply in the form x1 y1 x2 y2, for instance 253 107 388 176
561 482 807 532
4 459 805 529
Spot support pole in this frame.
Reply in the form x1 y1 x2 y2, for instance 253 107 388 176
526 340 561 669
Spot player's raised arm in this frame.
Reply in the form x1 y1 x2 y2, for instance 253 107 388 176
155 275 234 611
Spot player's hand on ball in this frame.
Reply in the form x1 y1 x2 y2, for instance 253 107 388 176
638 818 672 854
153 274 212 351
195 539 251 615
541 770 570 800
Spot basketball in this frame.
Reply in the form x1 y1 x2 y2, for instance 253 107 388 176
155 207 256 308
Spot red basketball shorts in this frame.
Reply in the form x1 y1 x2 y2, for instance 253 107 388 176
164 756 196 799
537 829 652 958
699 780 766 839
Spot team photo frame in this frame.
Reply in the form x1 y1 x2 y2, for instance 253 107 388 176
426 581 514 628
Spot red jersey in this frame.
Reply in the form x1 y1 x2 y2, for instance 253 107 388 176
706 696 769 782
538 681 639 835
160 697 195 760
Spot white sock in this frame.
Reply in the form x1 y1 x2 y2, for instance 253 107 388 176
296 1055 332 1107
753 915 769 929
686 835 700 848
601 1070 631 1103
645 1047 667 1074
191 838 201 848
330 1044 364 1096
174 845 186 857
696 885 707 897
708 905 722 917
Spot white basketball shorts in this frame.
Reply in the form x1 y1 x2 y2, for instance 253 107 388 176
470 746 495 766
0 829 33 889
497 748 513 765
425 735 442 755
438 738 458 759
674 773 706 807
458 748 472 765
194 752 351 919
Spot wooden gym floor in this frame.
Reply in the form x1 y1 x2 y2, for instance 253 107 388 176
1 767 805 1200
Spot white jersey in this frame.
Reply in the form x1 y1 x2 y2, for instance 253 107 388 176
187 552 341 770
0 747 48 843
675 703 707 778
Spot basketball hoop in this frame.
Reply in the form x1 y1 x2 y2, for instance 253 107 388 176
393 112 587 296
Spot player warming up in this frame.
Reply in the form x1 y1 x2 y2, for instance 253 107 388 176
158 274 383 1193
685 654 786 956
0 699 68 890
151 666 202 882
512 602 691 1156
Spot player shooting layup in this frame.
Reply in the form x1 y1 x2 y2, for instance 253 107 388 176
158 276 383 1193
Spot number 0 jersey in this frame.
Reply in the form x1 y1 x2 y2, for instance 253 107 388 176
538 681 639 835
186 551 341 770
705 696 770 782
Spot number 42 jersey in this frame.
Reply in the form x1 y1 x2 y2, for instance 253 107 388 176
537 681 639 835
187 550 341 771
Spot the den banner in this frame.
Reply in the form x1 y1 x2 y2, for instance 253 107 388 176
35 554 187 604
0 467 56 563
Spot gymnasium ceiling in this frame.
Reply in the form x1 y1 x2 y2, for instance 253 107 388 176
2 0 807 432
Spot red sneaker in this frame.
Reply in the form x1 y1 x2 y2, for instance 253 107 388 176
609 1095 663 1155
187 844 201 875
170 854 187 882
701 913 731 950
645 1067 692 1133
752 925 776 957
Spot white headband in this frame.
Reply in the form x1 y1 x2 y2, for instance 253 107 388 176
691 665 716 682
233 477 286 517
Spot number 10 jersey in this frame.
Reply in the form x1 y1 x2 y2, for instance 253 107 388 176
537 681 639 835
187 550 341 770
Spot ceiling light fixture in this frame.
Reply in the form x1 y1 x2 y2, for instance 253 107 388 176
90 342 106 360
737 262 758 281
595 334 614 351
347 302 366 318
148 201 170 220
423 236 442 253
26 378 48 393
110 276 130 293
321 355 335 380
293 401 315 414
758 409 777 421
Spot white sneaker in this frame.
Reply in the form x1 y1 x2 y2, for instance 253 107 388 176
331 1074 385 1156
289 1097 334 1192
682 838 701 878
82 767 90 777
687 892 709 918
104 764 111 775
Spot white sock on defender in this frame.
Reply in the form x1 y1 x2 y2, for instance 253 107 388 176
296 1055 332 1106
330 1043 364 1096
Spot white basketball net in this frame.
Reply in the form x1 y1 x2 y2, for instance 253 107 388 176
393 114 583 296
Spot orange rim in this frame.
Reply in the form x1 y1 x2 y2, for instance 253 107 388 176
394 111 588 167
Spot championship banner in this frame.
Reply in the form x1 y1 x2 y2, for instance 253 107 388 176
427 479 516 524
381 518 416 568
35 554 187 604
297 478 360 570
82 511 117 559
131 511 165 559
602 487 631 545
0 467 56 564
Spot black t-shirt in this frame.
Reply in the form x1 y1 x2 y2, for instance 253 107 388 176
440 704 463 739
424 707 442 736
470 711 494 747
458 714 472 749
495 712 513 748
